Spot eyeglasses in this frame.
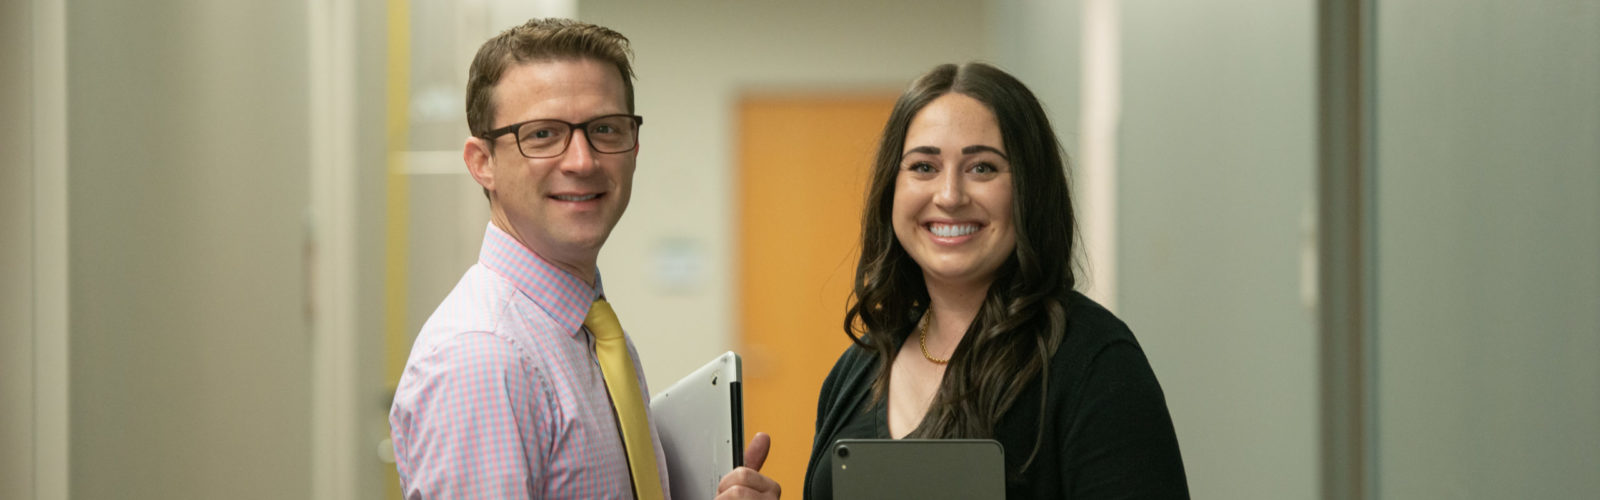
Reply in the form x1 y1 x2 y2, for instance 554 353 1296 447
479 114 644 159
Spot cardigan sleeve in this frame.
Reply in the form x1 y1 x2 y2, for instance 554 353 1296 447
804 345 877 500
1059 340 1190 498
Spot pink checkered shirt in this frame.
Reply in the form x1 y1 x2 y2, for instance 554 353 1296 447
390 223 671 499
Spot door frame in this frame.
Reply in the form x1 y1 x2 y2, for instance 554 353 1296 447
308 0 362 499
31 0 70 498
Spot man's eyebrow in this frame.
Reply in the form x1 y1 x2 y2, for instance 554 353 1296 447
963 145 1008 159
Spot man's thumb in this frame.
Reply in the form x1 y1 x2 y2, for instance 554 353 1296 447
743 432 772 471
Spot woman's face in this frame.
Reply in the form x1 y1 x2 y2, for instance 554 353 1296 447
891 92 1016 290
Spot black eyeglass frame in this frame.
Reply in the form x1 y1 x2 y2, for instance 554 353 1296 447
478 114 645 159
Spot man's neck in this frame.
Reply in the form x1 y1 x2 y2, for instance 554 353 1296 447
489 215 598 287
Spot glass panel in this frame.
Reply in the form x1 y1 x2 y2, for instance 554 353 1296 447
1373 1 1600 498
1117 1 1319 498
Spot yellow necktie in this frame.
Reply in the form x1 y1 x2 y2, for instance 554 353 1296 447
585 299 665 500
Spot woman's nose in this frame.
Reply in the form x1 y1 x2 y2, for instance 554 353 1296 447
932 169 967 208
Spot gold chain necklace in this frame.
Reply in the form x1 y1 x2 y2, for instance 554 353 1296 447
918 311 949 365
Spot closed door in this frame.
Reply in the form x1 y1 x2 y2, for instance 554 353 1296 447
737 94 896 490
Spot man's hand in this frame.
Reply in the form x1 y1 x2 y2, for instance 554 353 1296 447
715 432 782 499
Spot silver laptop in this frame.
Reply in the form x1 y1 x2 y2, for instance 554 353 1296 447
832 439 1005 499
649 351 744 500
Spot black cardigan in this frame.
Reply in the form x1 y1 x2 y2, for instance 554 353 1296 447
803 292 1190 499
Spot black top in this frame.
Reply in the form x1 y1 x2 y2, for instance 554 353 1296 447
804 292 1190 499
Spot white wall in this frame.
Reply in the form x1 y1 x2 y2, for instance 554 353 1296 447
1117 1 1319 498
578 0 992 385
66 0 314 498
1373 1 1600 497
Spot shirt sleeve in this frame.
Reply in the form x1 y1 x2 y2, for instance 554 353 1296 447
1060 340 1191 498
390 331 548 500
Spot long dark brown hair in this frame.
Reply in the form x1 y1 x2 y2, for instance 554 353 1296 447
844 62 1078 471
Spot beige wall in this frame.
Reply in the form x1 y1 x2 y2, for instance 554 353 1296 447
65 0 313 498
578 0 992 385
2 0 36 497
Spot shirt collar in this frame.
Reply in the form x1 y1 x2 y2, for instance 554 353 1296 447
478 222 603 338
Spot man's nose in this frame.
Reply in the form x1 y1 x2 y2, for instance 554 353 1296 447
557 129 598 173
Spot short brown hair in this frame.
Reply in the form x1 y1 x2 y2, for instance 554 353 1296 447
465 18 635 137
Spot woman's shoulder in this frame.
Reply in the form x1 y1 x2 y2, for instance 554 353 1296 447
1061 291 1138 346
1049 291 1149 375
1039 294 1189 497
814 341 880 436
1043 291 1174 427
822 341 879 388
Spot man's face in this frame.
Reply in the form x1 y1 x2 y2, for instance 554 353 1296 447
466 58 636 282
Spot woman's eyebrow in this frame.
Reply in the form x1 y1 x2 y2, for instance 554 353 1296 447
903 145 1007 158
962 145 1008 159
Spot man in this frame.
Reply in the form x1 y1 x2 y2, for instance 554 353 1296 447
389 18 779 499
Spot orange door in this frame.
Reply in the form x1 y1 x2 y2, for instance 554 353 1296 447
737 94 897 491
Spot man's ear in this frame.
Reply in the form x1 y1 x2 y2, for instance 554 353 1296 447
464 136 495 192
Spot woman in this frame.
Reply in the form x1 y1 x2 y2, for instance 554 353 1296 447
804 62 1189 499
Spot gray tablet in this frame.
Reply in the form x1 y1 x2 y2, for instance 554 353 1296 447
832 439 1005 499
649 351 743 500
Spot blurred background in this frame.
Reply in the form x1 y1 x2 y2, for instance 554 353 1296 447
3 0 1596 499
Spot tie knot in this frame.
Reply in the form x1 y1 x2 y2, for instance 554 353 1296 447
585 298 624 341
